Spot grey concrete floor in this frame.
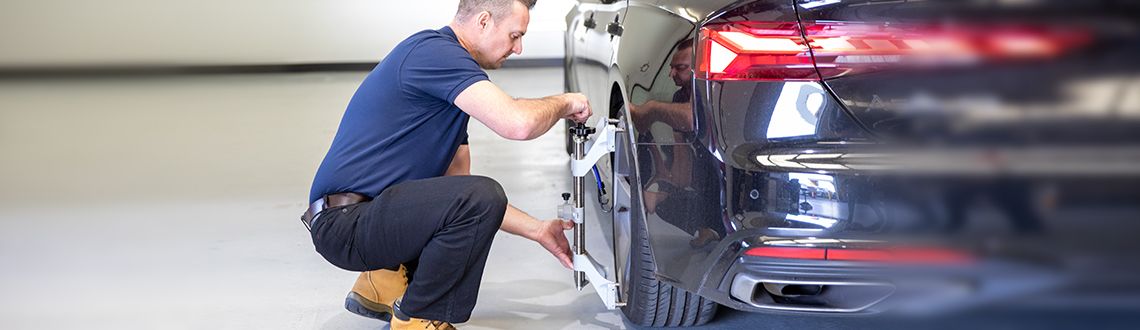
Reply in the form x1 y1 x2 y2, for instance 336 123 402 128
0 68 621 329
3 68 1130 330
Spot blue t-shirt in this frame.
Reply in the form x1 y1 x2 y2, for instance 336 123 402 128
309 26 488 203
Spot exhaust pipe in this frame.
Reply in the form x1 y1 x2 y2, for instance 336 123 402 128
762 282 825 297
731 274 895 313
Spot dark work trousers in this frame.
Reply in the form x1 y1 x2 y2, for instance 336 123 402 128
310 175 508 323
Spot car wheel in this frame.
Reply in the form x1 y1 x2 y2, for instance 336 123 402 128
620 206 719 327
615 123 718 327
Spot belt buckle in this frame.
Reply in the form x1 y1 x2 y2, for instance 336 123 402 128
302 198 328 231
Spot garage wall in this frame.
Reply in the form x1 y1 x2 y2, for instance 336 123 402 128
0 0 574 67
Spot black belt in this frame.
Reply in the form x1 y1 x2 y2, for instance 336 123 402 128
300 192 371 230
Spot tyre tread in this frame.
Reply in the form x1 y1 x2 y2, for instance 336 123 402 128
621 212 718 327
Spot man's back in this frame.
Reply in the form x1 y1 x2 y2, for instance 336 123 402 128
309 27 488 203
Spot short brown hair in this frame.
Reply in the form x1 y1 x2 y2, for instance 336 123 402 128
677 38 694 52
456 0 537 21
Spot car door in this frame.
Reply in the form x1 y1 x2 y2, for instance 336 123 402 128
575 0 627 122
564 3 589 93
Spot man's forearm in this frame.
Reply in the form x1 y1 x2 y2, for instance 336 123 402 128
454 81 589 141
658 101 695 132
511 95 568 140
636 100 694 133
500 204 542 240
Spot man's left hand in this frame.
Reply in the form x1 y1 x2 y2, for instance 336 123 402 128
531 219 575 269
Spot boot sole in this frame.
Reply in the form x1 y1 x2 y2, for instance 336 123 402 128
344 292 393 322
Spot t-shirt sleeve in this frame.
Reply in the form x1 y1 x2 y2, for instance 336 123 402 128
400 37 489 104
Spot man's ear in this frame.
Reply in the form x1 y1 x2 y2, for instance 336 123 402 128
476 10 492 30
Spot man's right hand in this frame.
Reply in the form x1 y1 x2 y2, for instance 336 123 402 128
562 93 592 123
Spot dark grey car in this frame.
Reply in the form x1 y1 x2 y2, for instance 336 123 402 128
564 0 1140 327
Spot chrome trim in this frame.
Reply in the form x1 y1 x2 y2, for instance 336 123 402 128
730 274 896 313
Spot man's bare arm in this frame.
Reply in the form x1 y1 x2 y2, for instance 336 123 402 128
631 100 695 133
454 80 591 140
501 205 574 269
444 144 574 268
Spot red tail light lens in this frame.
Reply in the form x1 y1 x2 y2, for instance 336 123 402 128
744 246 974 264
744 246 827 259
697 21 1089 81
698 22 818 81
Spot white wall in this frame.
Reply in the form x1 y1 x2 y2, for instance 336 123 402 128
0 0 574 67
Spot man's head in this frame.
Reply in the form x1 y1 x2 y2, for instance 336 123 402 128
669 38 694 87
452 0 537 69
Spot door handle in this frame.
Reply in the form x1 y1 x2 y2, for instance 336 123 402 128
584 14 597 29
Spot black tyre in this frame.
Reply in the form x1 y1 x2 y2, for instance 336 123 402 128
619 181 719 327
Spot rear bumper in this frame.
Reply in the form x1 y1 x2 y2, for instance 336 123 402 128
634 76 1140 315
679 230 1140 316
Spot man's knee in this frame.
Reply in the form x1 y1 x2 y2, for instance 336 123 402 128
460 175 505 201
459 176 507 223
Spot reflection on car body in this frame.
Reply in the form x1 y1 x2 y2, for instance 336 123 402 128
565 0 1140 327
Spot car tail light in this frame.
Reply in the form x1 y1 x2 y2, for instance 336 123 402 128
745 246 827 259
697 21 1089 81
697 22 817 81
745 246 974 264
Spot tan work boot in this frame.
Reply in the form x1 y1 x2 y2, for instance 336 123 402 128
391 302 457 330
390 316 457 330
344 265 408 321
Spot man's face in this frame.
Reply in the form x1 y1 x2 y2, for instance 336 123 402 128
473 2 529 70
669 47 693 87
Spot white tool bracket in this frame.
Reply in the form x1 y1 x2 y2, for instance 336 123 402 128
570 119 620 179
574 253 621 310
567 118 624 310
